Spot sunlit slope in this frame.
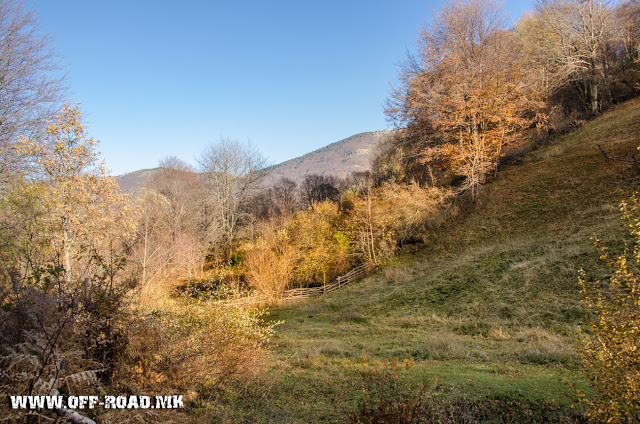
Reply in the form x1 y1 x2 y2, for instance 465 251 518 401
242 98 640 422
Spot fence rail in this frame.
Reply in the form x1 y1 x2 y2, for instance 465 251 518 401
219 264 370 307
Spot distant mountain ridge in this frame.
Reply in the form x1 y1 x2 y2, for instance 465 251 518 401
115 168 159 194
260 130 391 187
115 130 392 193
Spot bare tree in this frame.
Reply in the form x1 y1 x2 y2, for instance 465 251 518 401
0 0 65 189
521 0 616 113
131 157 207 291
272 177 297 215
300 174 341 207
150 156 206 241
198 137 268 249
615 0 640 80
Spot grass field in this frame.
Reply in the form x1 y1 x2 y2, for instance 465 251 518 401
194 98 640 423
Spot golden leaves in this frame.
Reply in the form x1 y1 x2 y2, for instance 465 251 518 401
579 192 640 423
10 103 138 276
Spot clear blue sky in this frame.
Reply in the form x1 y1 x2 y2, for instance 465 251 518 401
31 0 535 176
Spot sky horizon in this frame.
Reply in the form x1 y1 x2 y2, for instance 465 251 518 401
30 0 535 176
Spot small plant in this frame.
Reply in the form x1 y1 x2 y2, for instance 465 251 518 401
347 359 430 424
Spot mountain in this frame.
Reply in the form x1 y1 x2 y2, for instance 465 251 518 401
260 130 391 187
115 130 391 193
115 168 160 194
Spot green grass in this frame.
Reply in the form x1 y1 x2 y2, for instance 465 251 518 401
194 98 640 423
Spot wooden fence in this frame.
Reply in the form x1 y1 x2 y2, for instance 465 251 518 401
219 264 370 307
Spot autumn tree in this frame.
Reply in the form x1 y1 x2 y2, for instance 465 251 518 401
386 0 543 200
242 226 296 297
198 138 268 252
348 173 391 267
0 105 138 423
287 200 350 286
12 104 135 282
519 0 618 113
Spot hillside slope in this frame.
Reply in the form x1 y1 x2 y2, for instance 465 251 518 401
207 98 640 422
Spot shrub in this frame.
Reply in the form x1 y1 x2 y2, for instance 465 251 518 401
377 181 455 244
243 228 296 297
350 182 455 267
578 193 640 423
287 201 351 287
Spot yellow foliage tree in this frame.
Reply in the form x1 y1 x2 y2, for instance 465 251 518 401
14 104 136 282
579 193 640 423
288 200 351 286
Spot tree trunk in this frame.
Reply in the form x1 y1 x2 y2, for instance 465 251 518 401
590 79 599 113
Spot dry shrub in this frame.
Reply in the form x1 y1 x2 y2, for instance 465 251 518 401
350 189 397 266
242 227 296 297
87 299 274 423
120 299 275 396
1 310 98 422
0 277 134 423
377 182 455 244
347 365 586 424
349 368 429 424
351 182 454 266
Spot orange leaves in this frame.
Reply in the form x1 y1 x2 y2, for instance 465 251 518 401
387 0 544 200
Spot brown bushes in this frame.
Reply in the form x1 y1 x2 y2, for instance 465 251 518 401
243 229 296 297
237 182 455 296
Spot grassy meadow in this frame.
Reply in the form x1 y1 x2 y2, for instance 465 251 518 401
191 98 640 423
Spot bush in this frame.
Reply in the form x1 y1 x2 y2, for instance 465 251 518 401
350 182 455 267
0 254 137 422
243 228 296 297
578 193 640 423
288 200 352 286
377 182 455 244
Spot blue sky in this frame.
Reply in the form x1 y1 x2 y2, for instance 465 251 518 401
31 0 534 175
